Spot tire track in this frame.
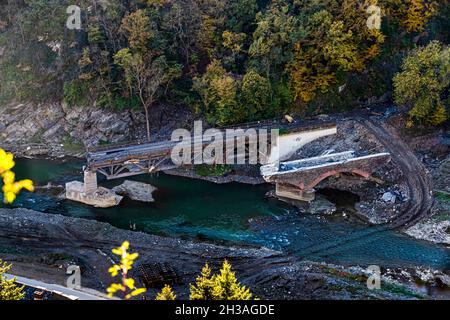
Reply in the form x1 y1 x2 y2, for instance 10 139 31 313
295 117 434 259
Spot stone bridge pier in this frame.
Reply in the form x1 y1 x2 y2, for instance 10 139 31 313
83 169 98 194
65 169 123 208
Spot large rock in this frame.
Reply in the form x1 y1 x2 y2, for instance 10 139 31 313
112 180 157 203
308 196 337 215
382 192 397 203
65 181 123 208
406 220 450 245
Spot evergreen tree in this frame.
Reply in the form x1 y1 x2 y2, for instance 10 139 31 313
212 260 252 300
190 263 216 300
190 260 253 300
0 260 24 301
156 285 176 300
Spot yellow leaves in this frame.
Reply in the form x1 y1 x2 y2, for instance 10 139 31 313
126 288 147 300
402 0 437 33
108 265 121 277
288 43 337 103
382 0 438 33
147 0 170 8
0 149 15 174
287 1 385 104
222 31 246 54
107 241 146 300
156 285 176 300
0 149 34 204
121 9 153 52
189 260 254 300
107 283 126 297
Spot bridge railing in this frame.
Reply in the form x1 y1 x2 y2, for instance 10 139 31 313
86 118 336 154
86 119 285 153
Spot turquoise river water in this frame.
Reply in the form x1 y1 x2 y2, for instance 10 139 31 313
4 158 450 270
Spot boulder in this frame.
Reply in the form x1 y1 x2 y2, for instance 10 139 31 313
112 180 157 203
308 196 337 215
382 192 397 203
66 181 122 208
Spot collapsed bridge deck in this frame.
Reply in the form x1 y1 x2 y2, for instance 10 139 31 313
86 122 337 180
261 151 391 201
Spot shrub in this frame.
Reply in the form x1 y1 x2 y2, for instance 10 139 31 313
394 41 449 127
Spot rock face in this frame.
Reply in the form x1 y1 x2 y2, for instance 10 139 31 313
0 102 144 157
112 180 157 203
65 181 123 208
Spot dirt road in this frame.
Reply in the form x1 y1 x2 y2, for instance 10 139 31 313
362 118 434 229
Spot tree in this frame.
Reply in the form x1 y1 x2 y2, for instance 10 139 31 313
189 260 253 300
0 260 24 300
120 9 153 52
156 285 176 300
393 41 449 127
286 0 385 104
190 263 216 300
240 69 272 120
382 0 439 33
248 0 299 78
212 260 253 300
107 241 146 300
193 60 242 125
114 49 168 141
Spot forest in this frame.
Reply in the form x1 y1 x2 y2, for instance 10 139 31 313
0 0 448 131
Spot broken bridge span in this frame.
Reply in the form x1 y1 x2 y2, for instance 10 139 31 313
66 120 391 206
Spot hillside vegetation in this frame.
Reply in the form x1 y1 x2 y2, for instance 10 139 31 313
0 0 448 128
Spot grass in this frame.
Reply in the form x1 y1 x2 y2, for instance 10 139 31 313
436 191 450 203
195 164 233 177
61 135 84 153
319 265 425 299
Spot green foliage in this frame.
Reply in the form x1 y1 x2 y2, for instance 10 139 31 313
248 0 299 77
190 260 253 300
436 191 450 203
393 41 449 127
193 60 243 125
0 0 448 122
0 260 25 300
63 80 90 107
195 164 232 177
241 70 272 120
287 0 385 105
194 61 282 125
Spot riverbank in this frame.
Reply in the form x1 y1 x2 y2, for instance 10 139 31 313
0 102 449 300
0 208 430 300
3 105 448 245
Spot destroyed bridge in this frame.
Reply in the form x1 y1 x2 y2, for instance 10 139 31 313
67 120 391 206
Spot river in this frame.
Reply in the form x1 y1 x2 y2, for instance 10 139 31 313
4 158 450 270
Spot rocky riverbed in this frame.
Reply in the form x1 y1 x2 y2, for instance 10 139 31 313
0 102 449 299
0 208 431 300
